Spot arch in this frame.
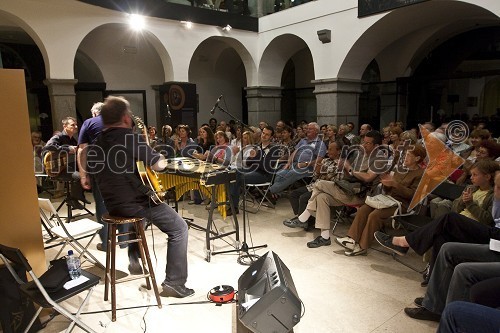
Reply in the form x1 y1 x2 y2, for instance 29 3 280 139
338 0 499 81
259 34 313 87
190 36 256 86
0 10 49 76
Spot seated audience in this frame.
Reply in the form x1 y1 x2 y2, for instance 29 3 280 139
283 141 343 231
336 144 425 256
269 122 326 194
296 131 386 248
375 160 499 275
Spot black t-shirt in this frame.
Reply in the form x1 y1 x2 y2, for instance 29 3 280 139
87 127 161 216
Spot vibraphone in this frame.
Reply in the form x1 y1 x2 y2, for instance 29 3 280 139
157 157 240 262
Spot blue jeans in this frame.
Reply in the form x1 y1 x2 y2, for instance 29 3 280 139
133 203 189 286
423 243 500 314
269 164 311 194
438 301 500 333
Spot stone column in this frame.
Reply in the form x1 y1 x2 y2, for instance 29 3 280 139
313 78 362 128
43 79 78 130
245 86 283 126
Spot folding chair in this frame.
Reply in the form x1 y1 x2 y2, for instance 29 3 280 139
240 162 280 214
0 244 100 333
39 198 104 269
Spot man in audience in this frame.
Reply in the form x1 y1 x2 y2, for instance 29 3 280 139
229 125 280 215
283 141 343 231
269 122 326 194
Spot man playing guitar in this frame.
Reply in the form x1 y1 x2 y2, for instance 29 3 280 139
86 96 194 298
42 116 88 209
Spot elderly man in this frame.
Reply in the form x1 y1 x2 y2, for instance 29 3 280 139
299 131 385 248
269 122 327 194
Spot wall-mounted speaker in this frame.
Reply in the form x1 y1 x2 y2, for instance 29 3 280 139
158 82 197 135
237 251 302 333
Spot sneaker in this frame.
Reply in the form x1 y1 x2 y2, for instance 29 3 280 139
335 236 355 249
414 297 424 307
344 243 367 256
307 236 331 248
96 243 106 252
374 231 409 256
161 281 194 298
404 307 440 322
283 217 308 229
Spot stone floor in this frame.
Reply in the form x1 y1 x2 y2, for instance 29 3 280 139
37 192 439 333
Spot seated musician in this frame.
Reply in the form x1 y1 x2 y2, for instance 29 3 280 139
87 95 194 297
42 117 88 209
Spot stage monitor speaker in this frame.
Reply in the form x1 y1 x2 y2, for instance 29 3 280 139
237 251 302 333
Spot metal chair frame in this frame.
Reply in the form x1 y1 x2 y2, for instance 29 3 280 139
0 244 99 333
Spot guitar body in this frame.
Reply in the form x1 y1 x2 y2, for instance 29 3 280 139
43 151 68 177
136 161 165 204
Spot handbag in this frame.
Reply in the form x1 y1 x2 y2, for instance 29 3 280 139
365 194 401 210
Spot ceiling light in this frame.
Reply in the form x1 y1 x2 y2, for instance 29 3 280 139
128 14 145 31
222 25 232 32
181 21 193 29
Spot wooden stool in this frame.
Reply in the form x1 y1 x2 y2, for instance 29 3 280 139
101 213 162 321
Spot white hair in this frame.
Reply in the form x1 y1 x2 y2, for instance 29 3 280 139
91 102 104 117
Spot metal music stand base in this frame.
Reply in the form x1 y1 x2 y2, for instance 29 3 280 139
211 173 267 266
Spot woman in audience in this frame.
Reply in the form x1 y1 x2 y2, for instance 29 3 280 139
174 124 196 157
203 130 233 166
456 140 500 185
190 125 216 204
278 125 295 161
375 159 499 274
336 144 426 256
323 124 337 147
466 129 491 161
336 124 351 146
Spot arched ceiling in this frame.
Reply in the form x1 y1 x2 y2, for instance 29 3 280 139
339 0 500 80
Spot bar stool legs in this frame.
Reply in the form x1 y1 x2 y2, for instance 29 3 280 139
102 215 162 322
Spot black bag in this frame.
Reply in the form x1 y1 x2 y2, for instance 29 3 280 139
28 257 70 293
333 177 367 197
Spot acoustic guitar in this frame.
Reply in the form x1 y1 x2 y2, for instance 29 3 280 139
132 115 165 204
43 151 68 177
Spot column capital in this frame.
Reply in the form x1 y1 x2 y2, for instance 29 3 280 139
312 78 362 94
43 79 79 95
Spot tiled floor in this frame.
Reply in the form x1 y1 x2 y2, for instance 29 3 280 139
39 193 439 333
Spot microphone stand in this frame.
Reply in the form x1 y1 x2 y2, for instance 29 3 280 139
211 105 267 265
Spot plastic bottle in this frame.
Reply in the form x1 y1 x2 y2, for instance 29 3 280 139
66 250 81 280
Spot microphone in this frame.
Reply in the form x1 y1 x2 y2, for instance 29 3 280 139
166 104 171 118
210 95 223 115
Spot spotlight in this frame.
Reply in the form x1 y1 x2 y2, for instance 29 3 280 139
181 21 193 29
128 14 145 31
222 24 232 32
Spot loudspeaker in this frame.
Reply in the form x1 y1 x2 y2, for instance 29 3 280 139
158 82 197 134
317 29 331 43
237 251 301 333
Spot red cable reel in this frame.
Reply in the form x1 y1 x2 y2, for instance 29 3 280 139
209 285 235 303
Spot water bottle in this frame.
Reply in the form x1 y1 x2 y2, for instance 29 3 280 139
66 250 81 280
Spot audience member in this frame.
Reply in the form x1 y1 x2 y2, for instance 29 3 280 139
269 122 326 194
